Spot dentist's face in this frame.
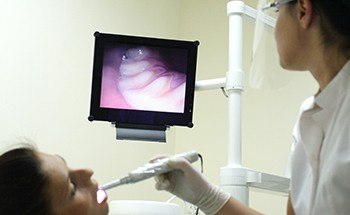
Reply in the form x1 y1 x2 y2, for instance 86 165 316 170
39 153 108 215
274 1 309 71
275 4 298 69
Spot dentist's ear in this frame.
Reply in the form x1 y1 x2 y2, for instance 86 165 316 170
297 0 314 29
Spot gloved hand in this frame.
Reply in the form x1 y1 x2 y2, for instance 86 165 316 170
154 157 231 215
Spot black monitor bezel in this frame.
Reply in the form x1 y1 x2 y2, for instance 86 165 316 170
88 32 199 128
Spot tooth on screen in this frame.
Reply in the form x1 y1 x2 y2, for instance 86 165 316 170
119 60 150 76
125 47 150 60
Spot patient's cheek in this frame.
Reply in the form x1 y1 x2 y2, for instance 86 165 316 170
117 48 186 113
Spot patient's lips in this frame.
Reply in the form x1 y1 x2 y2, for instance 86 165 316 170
118 47 186 113
96 189 107 204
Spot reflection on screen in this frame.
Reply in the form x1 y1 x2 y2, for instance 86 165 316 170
100 44 188 113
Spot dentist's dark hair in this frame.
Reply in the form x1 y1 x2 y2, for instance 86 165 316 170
311 0 350 53
287 0 350 54
0 147 51 215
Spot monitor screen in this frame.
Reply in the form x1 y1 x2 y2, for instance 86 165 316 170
88 32 199 128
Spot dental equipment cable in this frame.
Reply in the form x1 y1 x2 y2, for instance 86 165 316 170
195 153 203 215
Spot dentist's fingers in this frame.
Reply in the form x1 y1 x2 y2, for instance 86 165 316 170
154 174 172 190
149 154 169 163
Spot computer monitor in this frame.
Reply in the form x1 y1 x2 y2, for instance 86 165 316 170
88 32 199 130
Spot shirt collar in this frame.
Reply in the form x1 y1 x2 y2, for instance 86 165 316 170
314 60 350 110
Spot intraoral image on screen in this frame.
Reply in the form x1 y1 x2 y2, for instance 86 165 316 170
100 43 188 113
89 32 199 127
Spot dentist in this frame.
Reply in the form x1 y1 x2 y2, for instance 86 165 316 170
155 0 350 214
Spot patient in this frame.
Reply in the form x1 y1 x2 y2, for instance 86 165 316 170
0 144 108 215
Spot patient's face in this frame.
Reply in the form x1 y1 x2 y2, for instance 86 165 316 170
39 153 108 215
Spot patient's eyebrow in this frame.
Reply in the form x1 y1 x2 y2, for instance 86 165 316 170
55 154 72 200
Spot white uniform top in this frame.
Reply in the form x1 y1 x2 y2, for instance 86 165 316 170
291 60 350 215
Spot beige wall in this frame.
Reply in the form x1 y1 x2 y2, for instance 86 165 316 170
0 0 317 214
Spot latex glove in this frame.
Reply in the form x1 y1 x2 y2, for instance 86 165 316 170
155 157 231 215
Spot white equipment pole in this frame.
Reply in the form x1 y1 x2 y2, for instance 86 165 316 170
195 0 290 206
220 0 248 205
